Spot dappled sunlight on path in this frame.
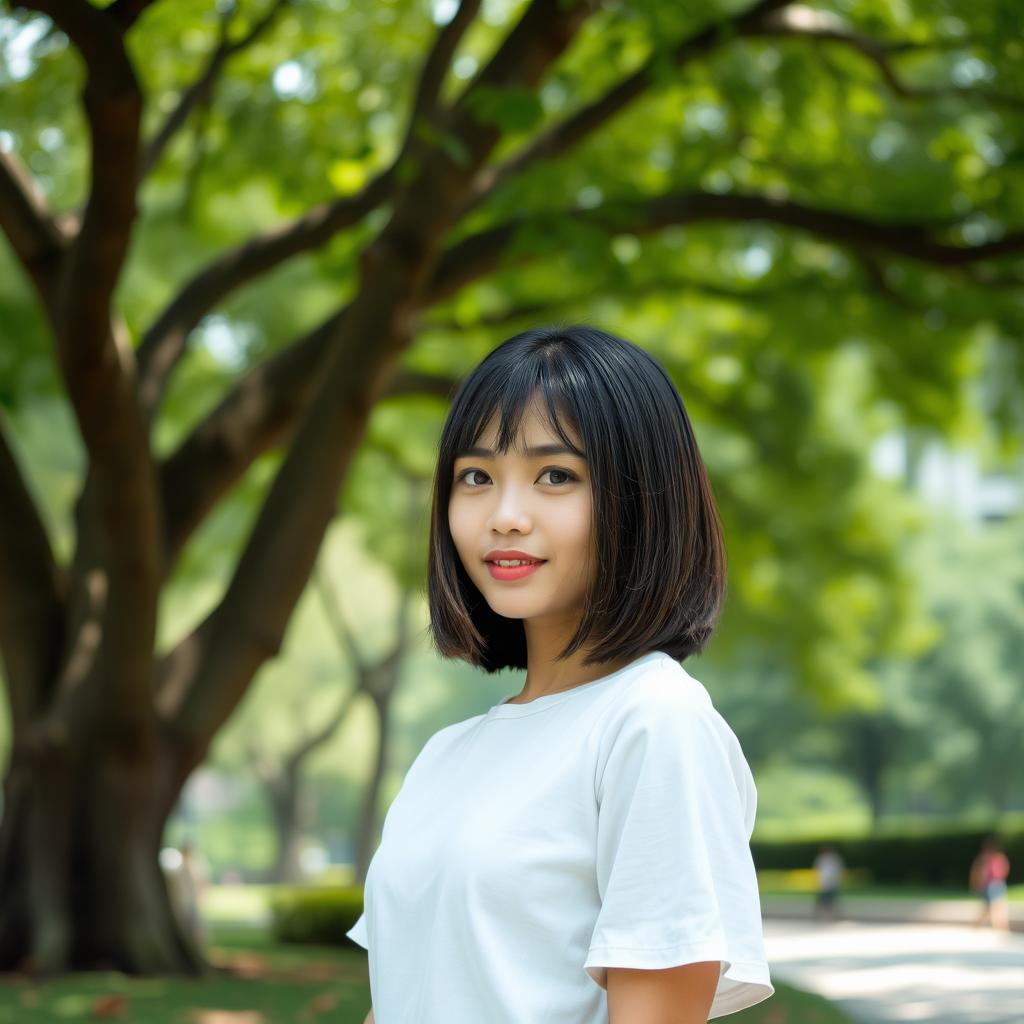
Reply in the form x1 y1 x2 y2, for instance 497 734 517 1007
764 920 1023 1024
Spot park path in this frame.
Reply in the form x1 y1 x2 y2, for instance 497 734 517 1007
762 917 1024 1024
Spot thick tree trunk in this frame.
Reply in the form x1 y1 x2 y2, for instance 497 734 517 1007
0 733 212 977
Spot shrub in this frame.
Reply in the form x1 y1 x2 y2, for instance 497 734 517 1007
269 884 365 946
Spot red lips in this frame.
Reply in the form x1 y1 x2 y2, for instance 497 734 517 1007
484 548 545 562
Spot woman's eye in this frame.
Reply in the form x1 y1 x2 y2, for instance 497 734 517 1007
454 467 577 487
539 468 575 486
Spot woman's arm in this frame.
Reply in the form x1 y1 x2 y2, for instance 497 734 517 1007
362 1009 374 1024
607 961 719 1024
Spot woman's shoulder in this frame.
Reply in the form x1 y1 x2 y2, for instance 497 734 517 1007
599 658 753 769
591 656 759 832
602 656 721 730
585 659 746 771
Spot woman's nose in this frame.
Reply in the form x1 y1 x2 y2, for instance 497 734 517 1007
488 488 533 533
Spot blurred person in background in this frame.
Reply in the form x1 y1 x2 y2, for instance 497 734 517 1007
969 834 1011 932
812 843 845 922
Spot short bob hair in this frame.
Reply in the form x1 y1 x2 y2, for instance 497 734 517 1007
427 323 726 673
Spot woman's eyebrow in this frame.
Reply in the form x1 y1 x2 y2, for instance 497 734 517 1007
457 444 586 460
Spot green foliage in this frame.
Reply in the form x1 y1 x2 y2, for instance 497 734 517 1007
889 511 1024 810
269 884 365 946
752 822 1024 889
462 83 545 134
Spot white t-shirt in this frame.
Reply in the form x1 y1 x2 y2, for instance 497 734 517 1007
346 649 774 1022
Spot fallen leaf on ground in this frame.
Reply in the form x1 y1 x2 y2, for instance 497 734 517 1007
302 992 338 1016
295 961 342 982
92 993 127 1017
207 950 271 979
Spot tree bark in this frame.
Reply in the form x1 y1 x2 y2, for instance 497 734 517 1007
0 729 209 975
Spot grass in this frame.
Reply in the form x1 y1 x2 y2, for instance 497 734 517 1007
732 980 857 1024
0 926 371 1024
0 922 858 1024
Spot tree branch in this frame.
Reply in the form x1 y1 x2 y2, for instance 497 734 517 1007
435 0 598 183
0 150 68 324
419 270 824 334
460 5 1023 220
106 0 159 32
17 0 162 736
140 0 292 181
133 0 481 423
0 414 66 743
134 0 473 418
158 341 454 571
457 0 791 218
178 73 215 220
402 0 481 142
426 192 1024 304
750 5 1024 111
134 171 399 423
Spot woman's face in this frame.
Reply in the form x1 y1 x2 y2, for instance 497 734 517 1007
448 399 595 625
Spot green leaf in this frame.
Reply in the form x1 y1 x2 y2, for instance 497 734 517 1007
462 84 544 134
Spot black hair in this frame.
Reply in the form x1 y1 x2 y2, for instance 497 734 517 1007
427 323 726 673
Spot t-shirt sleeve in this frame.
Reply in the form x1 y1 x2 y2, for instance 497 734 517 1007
583 690 774 1019
346 910 369 950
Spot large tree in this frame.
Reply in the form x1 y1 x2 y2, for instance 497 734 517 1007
1 0 1022 976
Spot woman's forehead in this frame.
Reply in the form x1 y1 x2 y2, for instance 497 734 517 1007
474 400 580 450
464 419 584 459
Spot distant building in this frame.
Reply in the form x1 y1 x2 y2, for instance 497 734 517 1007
871 430 1022 523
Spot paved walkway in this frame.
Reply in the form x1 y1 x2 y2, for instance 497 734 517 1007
762 917 1024 1024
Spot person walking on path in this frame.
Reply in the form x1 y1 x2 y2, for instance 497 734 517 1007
813 844 845 922
969 835 1011 932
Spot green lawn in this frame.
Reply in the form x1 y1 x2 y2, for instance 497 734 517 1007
0 926 371 1024
0 922 856 1024
734 980 857 1024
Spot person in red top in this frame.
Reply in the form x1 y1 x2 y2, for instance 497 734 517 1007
969 834 1011 932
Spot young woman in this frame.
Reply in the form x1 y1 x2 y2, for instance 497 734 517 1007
347 324 774 1022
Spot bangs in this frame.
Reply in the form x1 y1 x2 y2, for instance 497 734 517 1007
444 346 586 465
